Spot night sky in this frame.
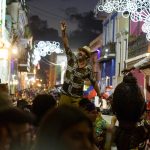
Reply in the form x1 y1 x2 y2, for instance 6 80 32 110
26 0 101 84
27 0 99 32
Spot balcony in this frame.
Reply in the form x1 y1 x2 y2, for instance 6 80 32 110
98 42 116 62
18 51 30 72
128 34 149 59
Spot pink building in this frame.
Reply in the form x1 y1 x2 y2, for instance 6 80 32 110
131 69 145 92
129 21 150 112
130 21 143 36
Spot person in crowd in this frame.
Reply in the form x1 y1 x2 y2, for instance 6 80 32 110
0 91 12 111
106 73 150 150
59 21 101 107
79 98 108 149
0 107 35 150
31 94 57 126
33 105 98 150
17 99 28 110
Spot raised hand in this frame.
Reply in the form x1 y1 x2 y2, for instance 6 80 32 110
60 21 67 32
60 21 69 48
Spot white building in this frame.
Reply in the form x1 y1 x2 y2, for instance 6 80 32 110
115 14 129 85
0 0 10 84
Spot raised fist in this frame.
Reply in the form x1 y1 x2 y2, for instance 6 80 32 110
60 21 67 31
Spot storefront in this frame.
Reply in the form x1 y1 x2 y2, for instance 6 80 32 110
0 0 10 84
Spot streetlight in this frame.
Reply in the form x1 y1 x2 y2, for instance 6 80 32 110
12 46 18 55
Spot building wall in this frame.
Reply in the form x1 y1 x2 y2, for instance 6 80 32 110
101 58 115 85
89 34 103 82
6 1 32 91
115 14 129 85
0 59 9 83
130 21 143 35
101 12 117 89
0 0 10 84
56 55 67 85
91 51 101 81
131 69 145 89
49 53 57 88
103 12 117 45
1 0 6 40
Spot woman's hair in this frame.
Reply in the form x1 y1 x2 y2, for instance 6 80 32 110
112 74 146 122
33 105 94 150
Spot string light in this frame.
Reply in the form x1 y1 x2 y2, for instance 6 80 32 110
32 41 63 65
95 0 150 41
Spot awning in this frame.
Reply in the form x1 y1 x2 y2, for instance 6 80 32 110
134 55 150 68
122 55 150 74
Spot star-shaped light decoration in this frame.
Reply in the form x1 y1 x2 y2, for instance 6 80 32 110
95 0 150 41
32 41 63 65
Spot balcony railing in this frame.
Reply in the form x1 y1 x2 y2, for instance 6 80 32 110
101 42 116 57
128 34 148 59
98 42 116 62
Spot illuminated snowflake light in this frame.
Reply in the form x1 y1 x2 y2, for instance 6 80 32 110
95 0 150 41
32 41 63 65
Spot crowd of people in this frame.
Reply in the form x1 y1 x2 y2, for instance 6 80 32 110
0 73 150 150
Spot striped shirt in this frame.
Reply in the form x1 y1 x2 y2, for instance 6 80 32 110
61 47 96 98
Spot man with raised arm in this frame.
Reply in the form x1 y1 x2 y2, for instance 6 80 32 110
59 21 101 106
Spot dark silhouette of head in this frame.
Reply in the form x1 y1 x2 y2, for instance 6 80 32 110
112 74 146 122
0 91 12 111
0 107 35 124
17 99 28 109
34 105 94 150
79 98 96 112
0 107 35 150
32 94 56 125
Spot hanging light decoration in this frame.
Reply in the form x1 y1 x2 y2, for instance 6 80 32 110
95 0 150 41
32 41 63 65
